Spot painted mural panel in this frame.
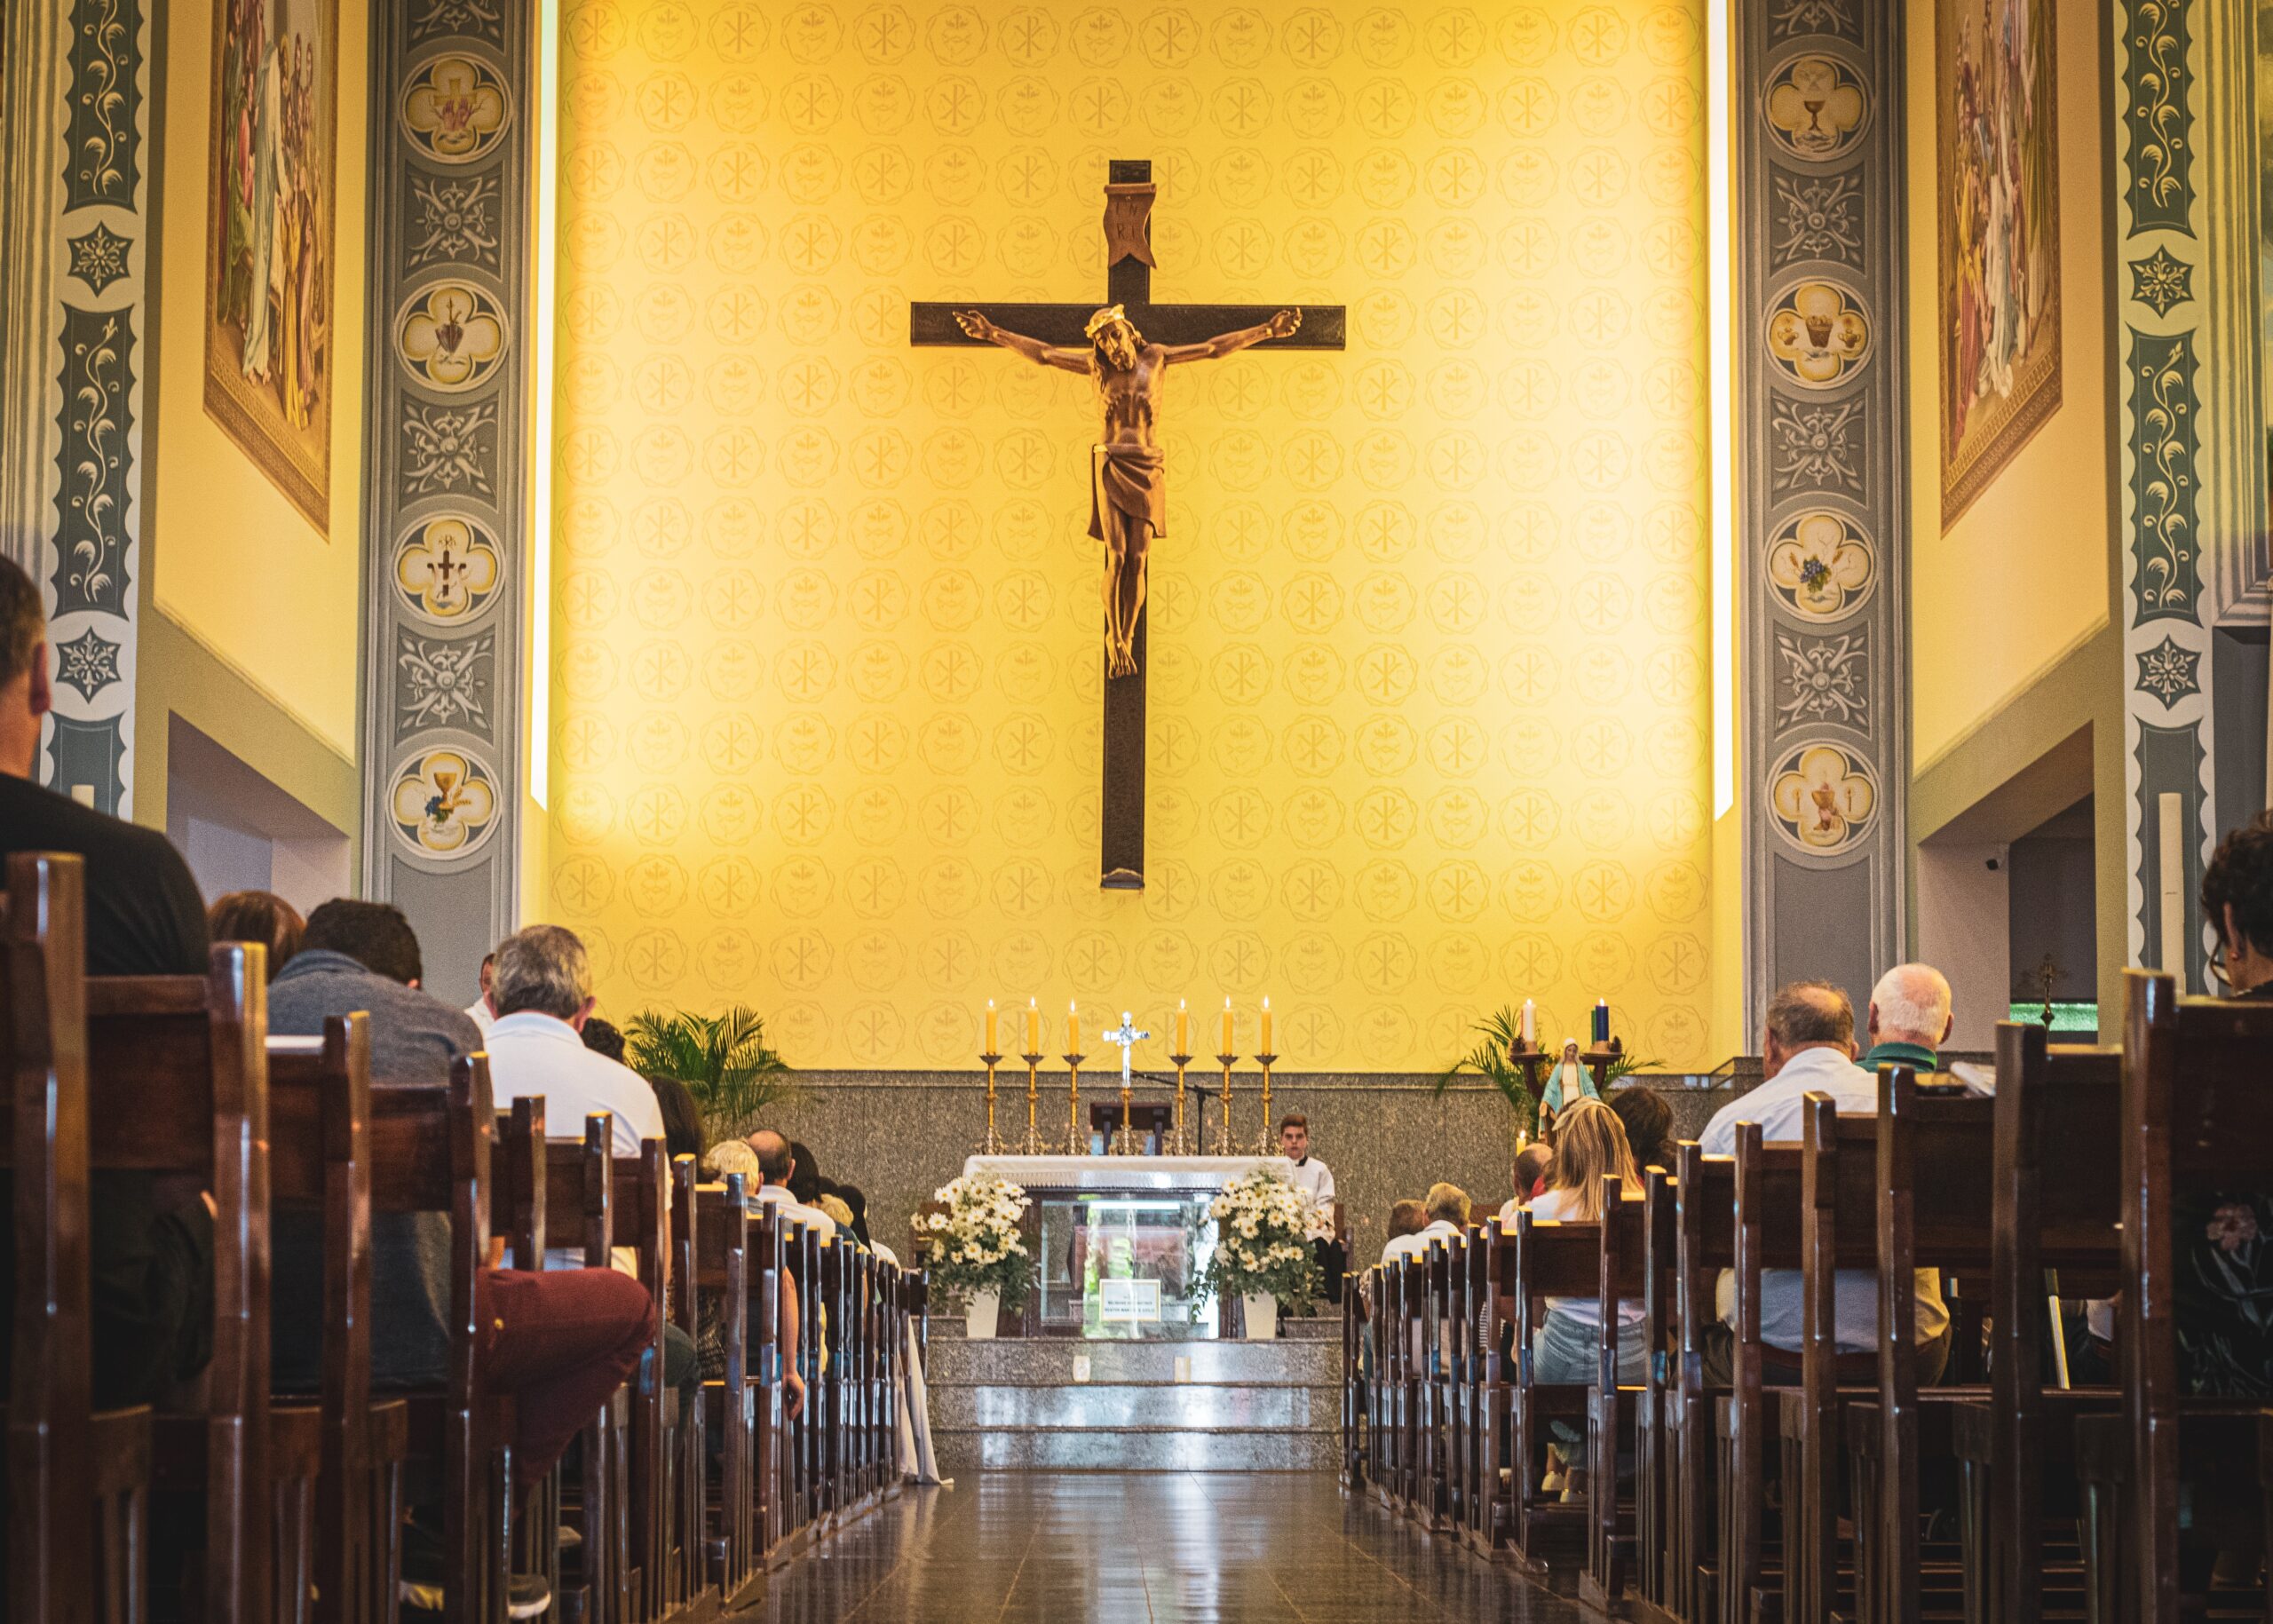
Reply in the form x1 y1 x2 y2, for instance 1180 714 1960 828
204 0 337 529
1936 0 2060 525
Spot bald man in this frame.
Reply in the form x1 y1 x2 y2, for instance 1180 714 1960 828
1859 962 1955 1077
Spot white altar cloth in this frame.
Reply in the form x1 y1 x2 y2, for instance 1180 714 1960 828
962 1153 1295 1192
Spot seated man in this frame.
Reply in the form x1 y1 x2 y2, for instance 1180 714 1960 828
1498 1143 1554 1226
746 1130 837 1240
1857 962 1956 1080
1379 1197 1426 1262
0 556 214 1410
481 924 666 1271
265 898 660 1619
1382 1183 1469 1264
1699 979 1950 1385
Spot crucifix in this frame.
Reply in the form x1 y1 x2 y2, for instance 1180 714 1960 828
1100 1010 1150 1155
911 160 1346 890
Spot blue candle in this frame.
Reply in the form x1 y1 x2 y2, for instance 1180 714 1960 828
1591 999 1610 1044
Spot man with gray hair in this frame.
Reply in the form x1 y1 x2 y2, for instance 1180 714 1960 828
1699 980 1950 1386
1859 962 1955 1077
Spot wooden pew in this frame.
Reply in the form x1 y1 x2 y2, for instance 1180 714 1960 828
1505 1205 1598 1573
1580 1180 1650 1612
267 1017 415 1624
684 1175 757 1610
1712 1125 1802 1624
1950 1024 2120 1623
2076 970 2273 1620
4 850 152 1621
1633 1162 1682 1620
662 1156 712 1619
76 939 273 1621
1663 1142 1735 1624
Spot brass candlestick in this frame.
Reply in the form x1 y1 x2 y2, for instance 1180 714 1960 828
1020 1052 1046 1153
1064 1052 1088 1155
1114 1070 1136 1155
979 1051 1003 1154
1168 1053 1193 1155
1253 1052 1279 1155
1216 1053 1239 1156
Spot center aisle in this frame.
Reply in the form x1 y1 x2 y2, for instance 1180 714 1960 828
739 1473 1586 1623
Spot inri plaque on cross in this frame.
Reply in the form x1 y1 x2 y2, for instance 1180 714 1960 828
911 160 1346 891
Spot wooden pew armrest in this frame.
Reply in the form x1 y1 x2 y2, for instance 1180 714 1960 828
1951 1399 1992 1464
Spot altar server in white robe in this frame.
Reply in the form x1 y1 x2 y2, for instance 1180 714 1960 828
1278 1113 1345 1302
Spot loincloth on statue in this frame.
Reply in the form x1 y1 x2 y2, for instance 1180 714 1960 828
1088 443 1167 543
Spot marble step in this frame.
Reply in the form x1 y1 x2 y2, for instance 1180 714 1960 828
931 1381 1327 1431
926 1336 1338 1387
930 1426 1340 1473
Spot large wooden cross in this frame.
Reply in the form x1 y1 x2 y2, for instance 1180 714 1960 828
910 160 1346 891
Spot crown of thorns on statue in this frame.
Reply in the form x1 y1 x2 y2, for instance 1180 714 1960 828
1086 305 1139 341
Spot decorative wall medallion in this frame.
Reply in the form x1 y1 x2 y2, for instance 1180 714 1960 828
63 0 141 210
2128 327 2199 623
400 53 511 165
396 281 508 392
1767 397 1865 494
1766 510 1875 621
2127 247 2190 317
53 627 123 701
1763 54 1869 161
1765 280 1873 386
51 305 136 617
400 400 498 495
66 222 132 295
1769 171 1864 267
408 175 501 271
1773 629 1871 729
1769 741 1878 855
392 514 502 622
395 627 495 739
389 747 500 858
2134 634 2201 707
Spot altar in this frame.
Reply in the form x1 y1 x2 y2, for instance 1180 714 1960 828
962 1154 1295 1340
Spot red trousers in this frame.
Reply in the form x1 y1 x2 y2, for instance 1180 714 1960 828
479 1267 653 1502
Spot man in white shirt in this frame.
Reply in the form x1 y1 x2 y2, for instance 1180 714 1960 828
1278 1113 1344 1302
1380 1183 1469 1265
464 951 495 1033
1698 979 1950 1384
479 925 666 1272
745 1130 837 1240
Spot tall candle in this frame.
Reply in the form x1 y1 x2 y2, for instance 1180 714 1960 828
1026 997 1040 1054
1521 998 1536 1046
1592 999 1610 1044
986 999 998 1054
1176 997 1189 1055
1221 996 1234 1056
1068 1000 1081 1053
1260 995 1273 1054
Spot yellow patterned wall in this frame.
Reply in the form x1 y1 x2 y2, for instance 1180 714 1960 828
549 0 1712 1072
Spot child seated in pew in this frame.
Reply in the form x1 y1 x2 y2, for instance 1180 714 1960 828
1497 1142 1555 1227
1526 1099 1650 1501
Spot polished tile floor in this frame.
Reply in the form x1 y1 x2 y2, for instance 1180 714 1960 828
738 1473 1586 1622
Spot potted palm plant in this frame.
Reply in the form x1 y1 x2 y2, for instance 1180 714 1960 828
1436 1005 1653 1137
623 1005 797 1145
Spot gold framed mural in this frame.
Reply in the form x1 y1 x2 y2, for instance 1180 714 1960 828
1936 0 2060 527
204 0 337 531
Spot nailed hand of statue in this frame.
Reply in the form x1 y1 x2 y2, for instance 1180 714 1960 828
953 309 994 342
1267 308 1303 339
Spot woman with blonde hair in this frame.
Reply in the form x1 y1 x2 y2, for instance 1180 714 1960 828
1526 1097 1650 1499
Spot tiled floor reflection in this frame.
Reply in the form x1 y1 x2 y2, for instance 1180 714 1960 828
738 1473 1587 1622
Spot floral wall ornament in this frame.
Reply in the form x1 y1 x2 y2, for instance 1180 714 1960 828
400 53 511 164
1765 280 1873 386
2134 635 2201 707
389 747 500 859
1767 510 1875 621
392 515 501 622
1770 741 1879 856
1763 53 1869 160
396 281 509 392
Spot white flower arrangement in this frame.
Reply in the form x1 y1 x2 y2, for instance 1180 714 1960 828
1195 1168 1323 1311
921 1171 1034 1309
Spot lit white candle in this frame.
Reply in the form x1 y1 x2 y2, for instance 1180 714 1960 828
986 999 998 1055
1176 997 1189 1055
1221 996 1234 1055
1521 999 1535 1046
1026 997 1040 1054
1068 1000 1081 1053
1260 995 1273 1054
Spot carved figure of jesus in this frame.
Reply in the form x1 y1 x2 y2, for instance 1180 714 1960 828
954 304 1302 677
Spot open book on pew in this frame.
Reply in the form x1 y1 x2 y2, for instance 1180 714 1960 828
1946 1059 1994 1096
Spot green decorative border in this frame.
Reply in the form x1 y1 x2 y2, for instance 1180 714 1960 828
2126 328 2201 624
2122 0 2195 235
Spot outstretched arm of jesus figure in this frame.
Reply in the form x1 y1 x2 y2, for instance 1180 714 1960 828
953 310 1090 374
1160 307 1301 365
